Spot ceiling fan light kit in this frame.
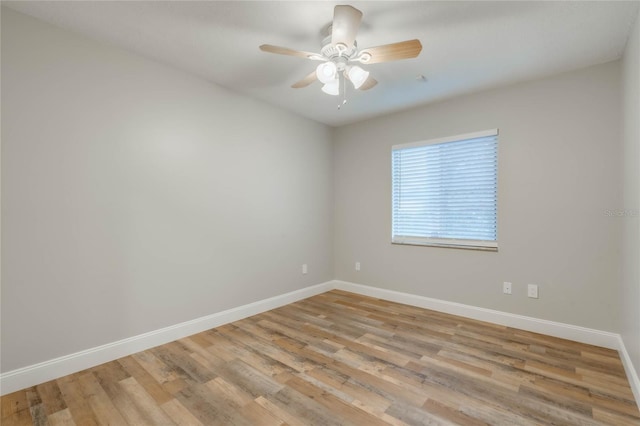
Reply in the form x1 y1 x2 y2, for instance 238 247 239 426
259 4 422 106
316 61 337 84
348 65 370 90
314 60 369 96
321 79 340 96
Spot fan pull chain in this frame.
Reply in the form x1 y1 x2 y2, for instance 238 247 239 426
338 73 348 110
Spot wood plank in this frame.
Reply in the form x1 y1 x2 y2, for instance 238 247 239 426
118 355 174 405
56 375 99 426
189 379 253 426
172 386 227 426
36 381 67 416
423 398 490 426
118 376 176 425
385 400 448 425
592 407 640 426
151 342 216 384
76 372 128 426
132 351 179 384
204 377 253 407
25 389 46 426
265 386 345 426
236 400 285 426
216 359 284 399
2 389 31 419
254 396 307 426
284 375 389 426
1 408 35 426
91 362 149 425
160 399 204 426
47 408 77 426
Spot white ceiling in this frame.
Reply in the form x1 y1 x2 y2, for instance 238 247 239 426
4 1 639 127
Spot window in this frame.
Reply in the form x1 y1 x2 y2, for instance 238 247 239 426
391 129 498 250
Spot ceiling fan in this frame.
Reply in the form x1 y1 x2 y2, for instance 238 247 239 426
259 5 422 99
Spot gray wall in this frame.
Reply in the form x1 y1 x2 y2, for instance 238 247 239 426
622 8 640 377
333 61 623 332
1 9 333 372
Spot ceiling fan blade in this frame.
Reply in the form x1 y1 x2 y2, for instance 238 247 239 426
291 71 318 88
359 39 422 64
259 44 322 60
331 5 362 50
359 76 378 91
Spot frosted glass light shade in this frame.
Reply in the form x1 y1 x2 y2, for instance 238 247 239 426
348 65 369 89
321 80 339 96
316 62 337 84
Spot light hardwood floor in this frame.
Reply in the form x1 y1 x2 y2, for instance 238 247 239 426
2 290 639 425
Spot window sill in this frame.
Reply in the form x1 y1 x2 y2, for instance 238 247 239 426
391 241 498 252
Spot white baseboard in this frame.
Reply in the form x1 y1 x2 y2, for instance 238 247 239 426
617 335 640 410
332 280 620 349
3 278 638 411
0 281 332 396
332 280 639 410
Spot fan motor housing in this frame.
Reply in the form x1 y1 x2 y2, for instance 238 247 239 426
320 35 358 60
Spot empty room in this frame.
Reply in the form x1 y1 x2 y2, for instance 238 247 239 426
2 1 640 425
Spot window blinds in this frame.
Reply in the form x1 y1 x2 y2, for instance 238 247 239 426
391 130 498 249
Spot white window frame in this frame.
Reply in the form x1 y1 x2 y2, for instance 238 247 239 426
391 129 498 251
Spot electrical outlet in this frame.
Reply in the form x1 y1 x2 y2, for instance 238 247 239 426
503 282 512 295
355 262 361 271
302 264 308 275
527 284 539 298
